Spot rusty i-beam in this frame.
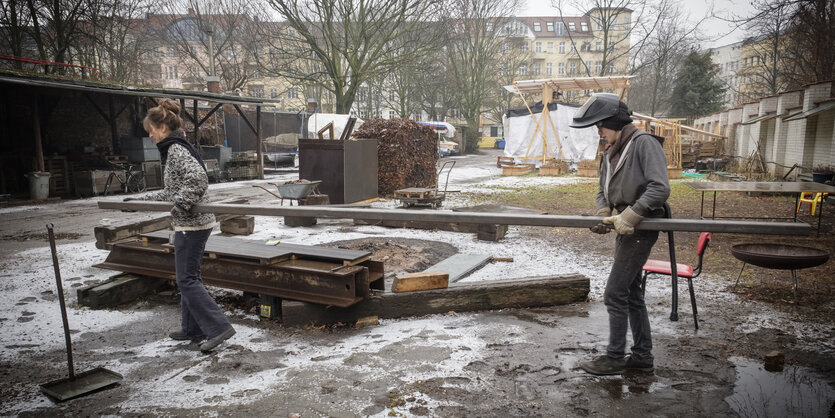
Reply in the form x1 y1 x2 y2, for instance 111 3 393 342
99 201 813 235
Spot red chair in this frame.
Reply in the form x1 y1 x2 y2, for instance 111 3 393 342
641 232 712 329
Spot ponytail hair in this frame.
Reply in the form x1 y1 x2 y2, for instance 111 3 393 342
144 98 182 132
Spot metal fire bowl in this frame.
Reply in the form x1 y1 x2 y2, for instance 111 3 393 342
731 243 830 270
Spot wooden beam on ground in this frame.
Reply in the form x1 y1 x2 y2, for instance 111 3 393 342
281 274 589 327
94 215 171 250
392 271 449 293
98 200 814 235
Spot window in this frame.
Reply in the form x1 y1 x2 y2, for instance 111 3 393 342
359 109 368 119
558 62 565 75
533 63 541 75
570 42 576 53
547 22 554 32
250 86 264 98
569 62 577 75
389 91 395 101
287 87 298 99
559 42 566 53
388 110 396 119
519 63 528 75
608 63 615 74
546 62 553 75
596 41 602 51
270 88 278 99
596 19 602 30
252 69 262 79
568 22 576 31
546 42 554 53
623 17 630 31
581 42 591 52
521 42 529 53
586 60 592 73
535 42 542 53
357 87 367 101
268 48 276 59
556 22 564 35
595 61 602 73
486 22 493 32
502 41 510 53
533 22 541 31
167 47 176 58
166 66 178 80
581 22 588 32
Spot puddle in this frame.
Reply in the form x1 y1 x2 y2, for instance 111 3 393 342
725 356 835 417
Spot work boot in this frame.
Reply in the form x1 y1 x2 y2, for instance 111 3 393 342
199 327 236 352
625 355 654 372
580 355 626 375
169 330 206 342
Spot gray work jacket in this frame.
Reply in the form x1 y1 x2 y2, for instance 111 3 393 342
596 127 671 217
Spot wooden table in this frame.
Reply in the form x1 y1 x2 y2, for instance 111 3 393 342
684 181 835 235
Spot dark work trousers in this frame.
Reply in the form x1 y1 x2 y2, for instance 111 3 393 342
604 228 659 361
174 229 231 339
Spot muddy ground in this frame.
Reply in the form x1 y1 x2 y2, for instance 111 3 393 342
0 150 833 417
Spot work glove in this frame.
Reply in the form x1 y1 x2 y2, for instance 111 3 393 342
602 206 643 235
589 207 613 234
171 204 189 217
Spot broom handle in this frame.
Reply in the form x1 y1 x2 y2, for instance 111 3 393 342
47 224 74 379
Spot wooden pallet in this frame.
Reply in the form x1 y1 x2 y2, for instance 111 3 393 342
497 156 515 167
394 187 437 200
44 155 71 196
502 164 535 176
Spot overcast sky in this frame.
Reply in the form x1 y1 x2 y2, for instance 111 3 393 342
518 0 757 49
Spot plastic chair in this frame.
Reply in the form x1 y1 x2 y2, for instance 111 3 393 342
641 232 712 330
797 192 828 216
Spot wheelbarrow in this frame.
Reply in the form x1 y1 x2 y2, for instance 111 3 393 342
253 180 322 205
731 243 830 300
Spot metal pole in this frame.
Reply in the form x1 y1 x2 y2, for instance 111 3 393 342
98 201 814 236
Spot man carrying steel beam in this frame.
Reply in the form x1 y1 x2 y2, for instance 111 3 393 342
571 93 670 375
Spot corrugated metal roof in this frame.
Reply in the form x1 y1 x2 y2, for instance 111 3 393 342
0 72 271 106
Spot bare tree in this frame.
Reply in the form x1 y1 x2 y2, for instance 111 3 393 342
482 36 532 123
18 0 87 74
553 0 669 78
445 0 520 152
782 0 835 88
0 0 32 69
155 0 258 91
628 2 701 116
741 0 793 98
259 0 444 113
72 0 152 83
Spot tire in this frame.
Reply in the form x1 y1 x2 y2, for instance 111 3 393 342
126 171 146 193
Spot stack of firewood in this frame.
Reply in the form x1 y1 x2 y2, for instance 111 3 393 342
354 118 439 195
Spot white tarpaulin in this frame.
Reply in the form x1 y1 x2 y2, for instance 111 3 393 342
307 113 364 140
502 102 599 165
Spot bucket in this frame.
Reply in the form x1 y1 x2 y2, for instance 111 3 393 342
25 171 51 200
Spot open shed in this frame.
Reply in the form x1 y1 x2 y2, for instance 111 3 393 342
0 71 269 199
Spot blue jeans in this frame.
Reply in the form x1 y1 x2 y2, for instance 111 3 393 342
604 229 659 361
174 229 231 338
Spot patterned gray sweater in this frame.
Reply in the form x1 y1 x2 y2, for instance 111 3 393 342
139 143 216 231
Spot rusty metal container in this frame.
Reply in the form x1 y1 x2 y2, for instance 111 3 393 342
298 138 378 204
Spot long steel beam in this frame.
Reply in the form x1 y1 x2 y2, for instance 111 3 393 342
99 201 813 235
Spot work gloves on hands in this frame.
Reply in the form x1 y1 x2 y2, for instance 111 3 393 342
589 207 613 234
602 206 643 235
